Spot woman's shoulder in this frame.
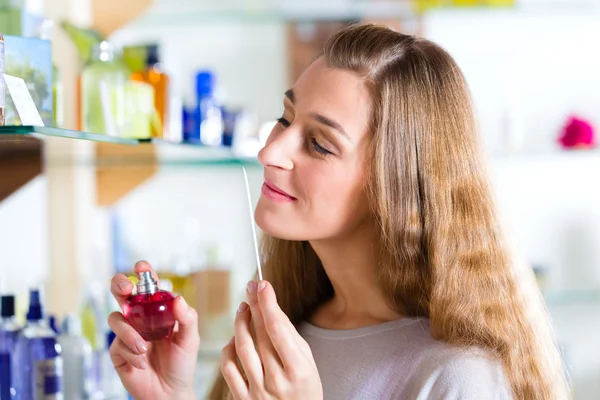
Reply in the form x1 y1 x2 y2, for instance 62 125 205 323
404 336 513 400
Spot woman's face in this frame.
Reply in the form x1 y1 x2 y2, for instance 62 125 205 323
255 57 373 241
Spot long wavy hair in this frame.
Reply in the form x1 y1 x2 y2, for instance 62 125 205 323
210 23 569 399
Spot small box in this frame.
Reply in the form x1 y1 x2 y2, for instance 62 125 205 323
3 35 53 126
186 269 232 341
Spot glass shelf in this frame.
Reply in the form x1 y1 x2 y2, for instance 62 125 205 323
0 125 139 145
0 126 261 167
126 2 418 29
152 139 260 168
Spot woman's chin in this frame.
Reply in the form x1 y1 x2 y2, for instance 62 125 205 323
255 210 306 241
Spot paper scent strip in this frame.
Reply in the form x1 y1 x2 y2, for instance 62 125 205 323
242 166 263 281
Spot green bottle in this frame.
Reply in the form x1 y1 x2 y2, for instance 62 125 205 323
81 41 130 135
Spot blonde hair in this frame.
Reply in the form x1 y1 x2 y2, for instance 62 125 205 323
210 23 569 399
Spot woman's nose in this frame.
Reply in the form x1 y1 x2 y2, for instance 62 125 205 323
258 129 295 170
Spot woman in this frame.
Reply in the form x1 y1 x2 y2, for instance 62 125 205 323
108 23 569 399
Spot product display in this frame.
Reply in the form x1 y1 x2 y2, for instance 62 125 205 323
14 290 64 399
123 271 176 341
81 41 130 135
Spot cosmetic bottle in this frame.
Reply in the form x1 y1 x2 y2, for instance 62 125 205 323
14 289 63 399
131 44 169 139
58 315 93 400
193 71 223 146
123 272 176 341
81 41 129 135
0 295 21 399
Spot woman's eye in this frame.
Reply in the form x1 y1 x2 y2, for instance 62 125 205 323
310 137 333 156
277 117 291 128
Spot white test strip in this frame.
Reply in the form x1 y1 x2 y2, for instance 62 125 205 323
242 166 263 281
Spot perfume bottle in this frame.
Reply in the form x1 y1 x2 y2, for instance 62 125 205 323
131 44 170 139
14 289 63 399
123 272 176 341
0 295 21 400
58 315 93 400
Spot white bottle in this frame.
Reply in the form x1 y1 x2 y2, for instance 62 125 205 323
58 315 93 400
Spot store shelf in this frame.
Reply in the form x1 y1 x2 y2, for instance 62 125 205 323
0 125 139 145
152 139 260 168
0 126 261 167
125 1 418 29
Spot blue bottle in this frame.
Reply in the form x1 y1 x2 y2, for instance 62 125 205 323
194 71 223 146
14 290 63 400
0 295 21 400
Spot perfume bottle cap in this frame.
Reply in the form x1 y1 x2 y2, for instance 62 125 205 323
1 295 15 317
136 271 159 295
26 289 43 321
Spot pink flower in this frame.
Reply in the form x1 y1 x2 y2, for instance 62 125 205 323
558 115 595 149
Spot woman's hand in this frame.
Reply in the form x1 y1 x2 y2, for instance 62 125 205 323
221 280 323 400
108 261 200 400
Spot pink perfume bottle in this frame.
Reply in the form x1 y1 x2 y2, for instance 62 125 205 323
123 271 176 341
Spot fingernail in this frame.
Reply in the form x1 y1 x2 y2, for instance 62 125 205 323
139 360 148 370
237 302 248 313
135 341 147 354
118 280 131 292
246 281 257 293
258 281 267 292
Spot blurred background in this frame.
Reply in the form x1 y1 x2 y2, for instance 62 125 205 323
1 0 600 398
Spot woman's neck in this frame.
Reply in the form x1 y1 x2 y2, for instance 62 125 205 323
308 221 403 330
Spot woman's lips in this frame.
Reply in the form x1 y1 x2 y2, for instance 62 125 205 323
262 180 297 202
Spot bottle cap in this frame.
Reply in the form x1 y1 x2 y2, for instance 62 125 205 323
49 315 60 334
196 70 215 97
93 41 114 62
1 295 15 318
136 271 159 295
146 44 160 66
26 289 43 321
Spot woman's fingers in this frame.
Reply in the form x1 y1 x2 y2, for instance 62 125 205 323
172 296 201 352
109 336 149 371
221 337 249 400
110 274 134 308
133 260 160 281
107 312 148 356
246 280 283 374
110 260 159 308
234 302 264 388
257 281 306 369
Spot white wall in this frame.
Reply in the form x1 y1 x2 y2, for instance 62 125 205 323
0 176 49 316
423 8 600 154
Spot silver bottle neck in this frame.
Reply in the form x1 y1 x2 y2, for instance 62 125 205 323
136 271 159 295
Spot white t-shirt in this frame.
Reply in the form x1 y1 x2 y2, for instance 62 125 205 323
298 317 512 400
